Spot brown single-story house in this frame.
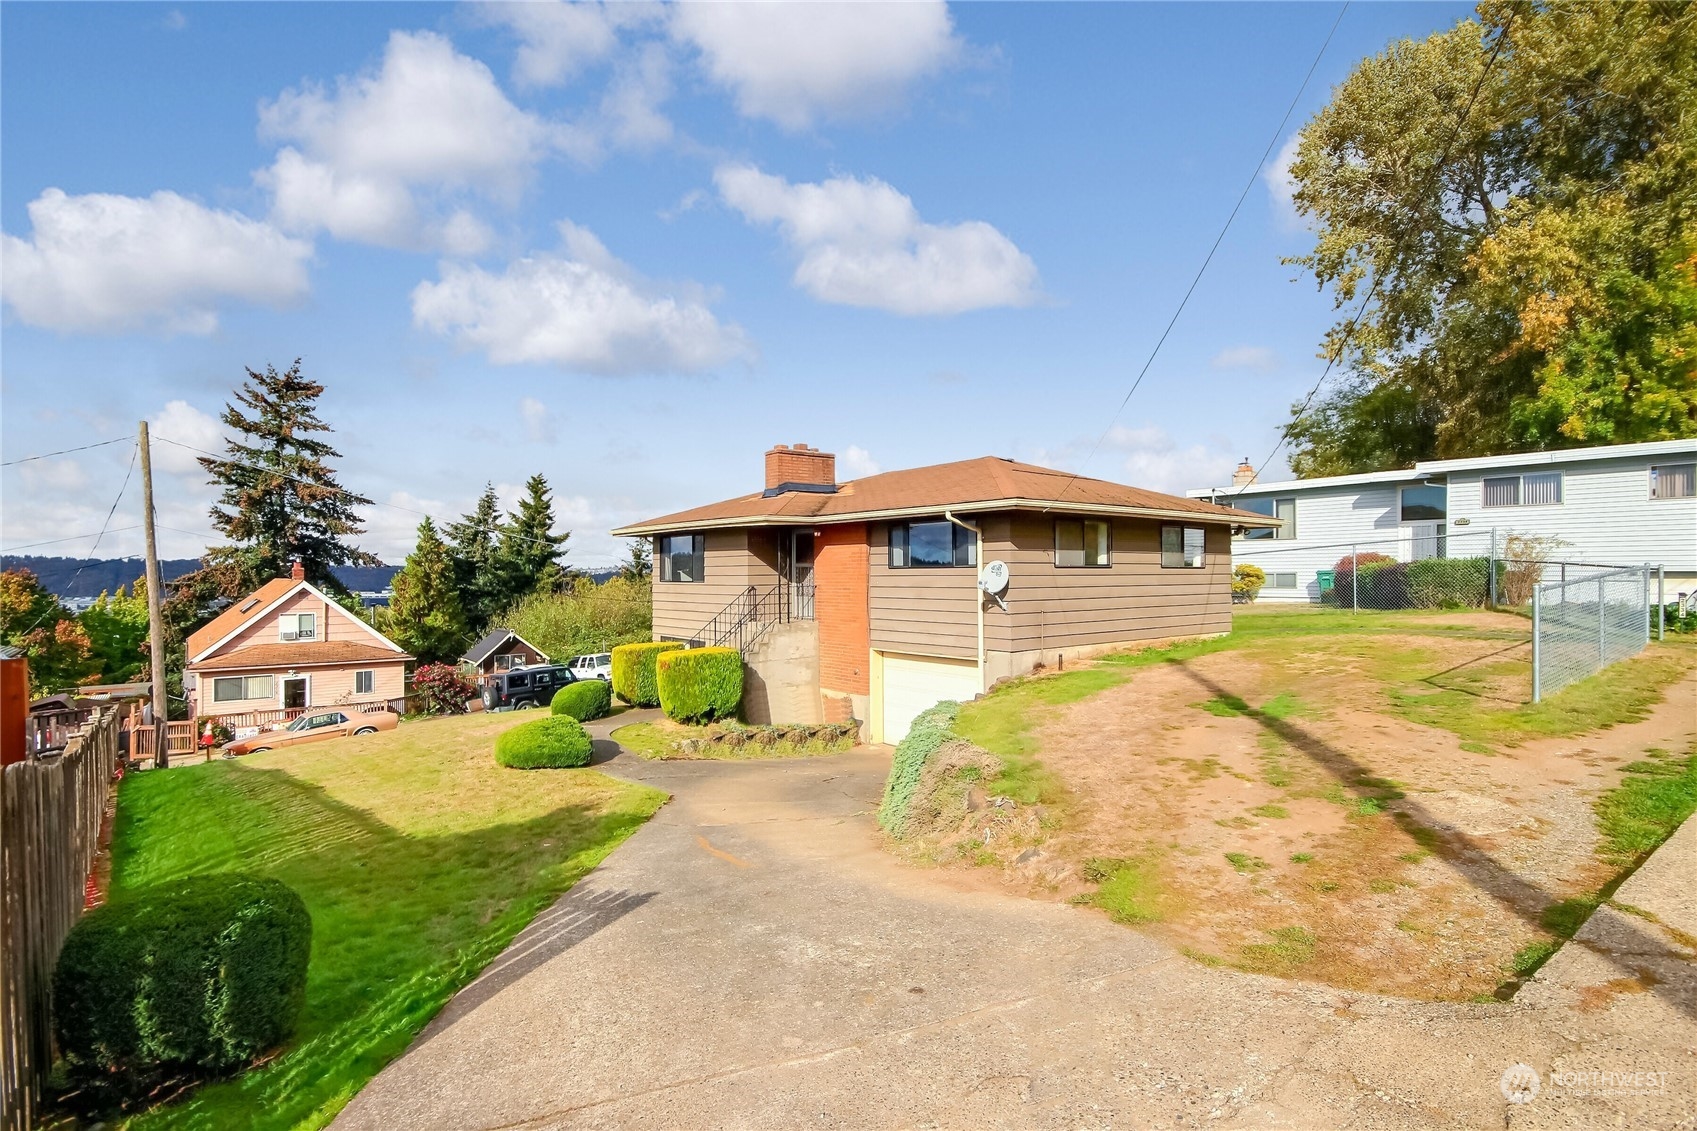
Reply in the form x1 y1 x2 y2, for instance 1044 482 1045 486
460 627 550 677
612 444 1278 743
184 562 411 722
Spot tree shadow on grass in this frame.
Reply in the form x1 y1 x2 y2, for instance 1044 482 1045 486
102 763 662 1129
1168 662 1695 1019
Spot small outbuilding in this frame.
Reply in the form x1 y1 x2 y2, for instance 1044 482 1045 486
460 628 550 678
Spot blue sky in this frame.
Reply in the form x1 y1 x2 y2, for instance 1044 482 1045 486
2 1 1470 570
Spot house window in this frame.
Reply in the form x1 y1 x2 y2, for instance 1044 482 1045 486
1399 484 1447 521
354 670 375 695
1483 472 1563 508
1266 572 1298 589
493 653 524 671
1054 519 1111 568
1160 525 1205 569
211 674 275 703
889 520 976 568
278 613 316 642
1650 463 1695 500
1236 497 1297 540
659 534 706 582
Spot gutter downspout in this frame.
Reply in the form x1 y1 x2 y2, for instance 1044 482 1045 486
944 510 985 693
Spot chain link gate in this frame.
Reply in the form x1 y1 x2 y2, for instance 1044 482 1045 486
1531 565 1655 702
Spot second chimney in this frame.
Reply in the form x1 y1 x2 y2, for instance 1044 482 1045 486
764 443 837 493
289 559 306 581
1231 458 1257 487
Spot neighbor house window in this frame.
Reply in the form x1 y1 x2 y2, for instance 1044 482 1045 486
1399 484 1447 521
1266 572 1298 589
212 674 275 703
659 534 706 582
889 520 976 568
1236 497 1297 540
1650 463 1695 500
1483 472 1562 508
1160 526 1205 569
1054 518 1111 568
354 670 375 695
278 613 316 641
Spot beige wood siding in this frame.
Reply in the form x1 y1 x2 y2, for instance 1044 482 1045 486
651 529 782 642
984 513 1232 652
868 521 980 660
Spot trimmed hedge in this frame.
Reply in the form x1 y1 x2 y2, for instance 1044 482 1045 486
611 641 685 706
551 678 612 721
53 874 311 1100
876 701 961 836
495 715 593 768
656 647 744 723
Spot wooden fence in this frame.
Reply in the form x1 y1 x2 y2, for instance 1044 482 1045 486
0 707 120 1131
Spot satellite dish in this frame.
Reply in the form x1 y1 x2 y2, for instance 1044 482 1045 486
979 560 1010 595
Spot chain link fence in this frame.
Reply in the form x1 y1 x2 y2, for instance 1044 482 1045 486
1531 565 1654 702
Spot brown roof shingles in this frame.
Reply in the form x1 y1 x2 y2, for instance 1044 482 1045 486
614 456 1274 534
184 577 299 658
191 641 409 672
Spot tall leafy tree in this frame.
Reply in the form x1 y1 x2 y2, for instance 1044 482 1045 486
385 518 470 665
199 360 378 592
1284 1 1697 475
496 473 569 606
446 483 505 634
79 584 151 685
0 569 96 693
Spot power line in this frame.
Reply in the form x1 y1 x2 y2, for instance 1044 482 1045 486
1 526 144 554
1226 7 1518 503
1 436 131 467
1047 1 1351 510
16 442 138 635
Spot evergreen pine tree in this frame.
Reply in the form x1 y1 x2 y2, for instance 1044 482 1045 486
496 473 569 606
620 536 652 581
199 360 377 593
385 518 470 665
446 483 505 634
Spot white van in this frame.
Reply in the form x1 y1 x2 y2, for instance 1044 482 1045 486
568 653 612 682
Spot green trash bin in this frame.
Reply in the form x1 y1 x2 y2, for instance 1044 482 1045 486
1316 569 1335 593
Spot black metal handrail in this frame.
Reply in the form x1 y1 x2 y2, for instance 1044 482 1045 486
697 580 816 653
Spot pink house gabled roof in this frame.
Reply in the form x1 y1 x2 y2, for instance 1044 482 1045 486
186 577 409 667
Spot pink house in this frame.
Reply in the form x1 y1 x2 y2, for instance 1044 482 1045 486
184 562 411 722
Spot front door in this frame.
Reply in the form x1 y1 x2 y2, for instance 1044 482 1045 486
787 531 815 618
281 676 308 710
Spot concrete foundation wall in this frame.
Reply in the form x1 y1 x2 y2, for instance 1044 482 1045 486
982 632 1227 688
742 621 822 725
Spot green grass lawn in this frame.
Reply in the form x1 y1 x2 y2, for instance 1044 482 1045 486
102 712 666 1130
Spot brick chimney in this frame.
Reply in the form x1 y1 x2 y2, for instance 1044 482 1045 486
289 559 306 581
764 443 836 493
1231 458 1257 487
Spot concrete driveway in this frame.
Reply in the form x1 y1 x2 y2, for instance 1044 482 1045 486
336 725 1694 1130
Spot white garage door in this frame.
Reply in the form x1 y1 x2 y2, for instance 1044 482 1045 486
881 653 982 744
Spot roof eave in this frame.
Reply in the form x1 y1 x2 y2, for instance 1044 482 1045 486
613 497 1280 535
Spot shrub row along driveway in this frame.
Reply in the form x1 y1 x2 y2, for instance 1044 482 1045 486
336 722 1693 1129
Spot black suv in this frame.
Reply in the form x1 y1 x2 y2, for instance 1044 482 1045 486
480 664 577 711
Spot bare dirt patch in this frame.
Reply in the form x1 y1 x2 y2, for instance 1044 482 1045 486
1017 634 1697 1001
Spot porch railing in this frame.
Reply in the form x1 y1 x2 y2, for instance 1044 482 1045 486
699 581 815 654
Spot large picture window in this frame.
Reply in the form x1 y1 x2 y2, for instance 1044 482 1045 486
1650 463 1695 500
889 520 976 568
1399 484 1447 521
1236 497 1296 540
212 674 275 703
1160 525 1205 569
659 534 706 582
1054 518 1111 568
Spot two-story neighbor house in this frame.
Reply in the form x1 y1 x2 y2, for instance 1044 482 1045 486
184 561 412 721
1188 439 1697 603
613 444 1276 743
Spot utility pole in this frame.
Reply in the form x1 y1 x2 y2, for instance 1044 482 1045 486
139 421 170 767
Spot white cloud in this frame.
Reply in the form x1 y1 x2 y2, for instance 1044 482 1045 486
256 30 550 251
1210 345 1276 370
411 220 752 375
714 164 1039 316
840 445 881 479
15 456 90 494
1030 424 1240 498
519 396 557 444
1266 132 1303 231
481 1 662 89
1 189 311 335
671 1 960 129
148 400 227 476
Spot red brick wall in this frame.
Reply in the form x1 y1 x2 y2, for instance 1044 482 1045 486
765 444 836 489
815 523 869 697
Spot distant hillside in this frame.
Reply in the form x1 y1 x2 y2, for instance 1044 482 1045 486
1 555 399 600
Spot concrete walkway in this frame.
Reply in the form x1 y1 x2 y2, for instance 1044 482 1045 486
336 725 1694 1130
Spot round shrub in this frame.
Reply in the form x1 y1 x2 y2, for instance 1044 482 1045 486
656 646 744 723
551 678 612 721
53 874 311 1100
611 641 685 706
495 715 593 769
